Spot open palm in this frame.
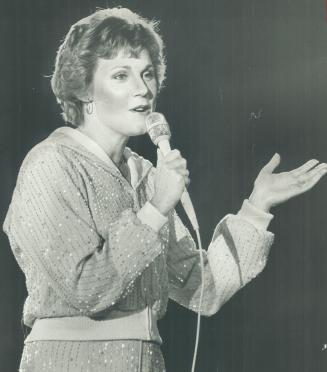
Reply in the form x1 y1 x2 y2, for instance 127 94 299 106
249 154 327 212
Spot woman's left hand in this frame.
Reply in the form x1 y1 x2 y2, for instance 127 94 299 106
249 153 327 213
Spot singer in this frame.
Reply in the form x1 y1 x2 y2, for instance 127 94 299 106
3 7 327 372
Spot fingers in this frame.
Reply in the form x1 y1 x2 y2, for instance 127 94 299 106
295 163 327 192
178 168 190 176
166 158 187 170
291 159 319 176
164 149 182 161
305 162 327 186
261 153 281 174
164 149 188 171
173 172 190 188
180 173 191 187
160 149 190 185
177 172 190 188
170 162 190 184
158 148 186 168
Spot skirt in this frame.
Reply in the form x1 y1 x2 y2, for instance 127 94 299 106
19 340 166 372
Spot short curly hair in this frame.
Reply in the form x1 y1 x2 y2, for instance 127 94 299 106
51 8 166 126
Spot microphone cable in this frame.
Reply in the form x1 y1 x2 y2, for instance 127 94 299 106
145 112 205 371
180 194 204 372
190 225 205 372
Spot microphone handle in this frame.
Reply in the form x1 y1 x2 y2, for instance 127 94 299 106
158 140 199 230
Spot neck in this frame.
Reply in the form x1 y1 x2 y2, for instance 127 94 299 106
77 120 128 166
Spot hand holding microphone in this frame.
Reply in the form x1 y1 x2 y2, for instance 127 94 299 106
146 112 199 230
151 149 190 216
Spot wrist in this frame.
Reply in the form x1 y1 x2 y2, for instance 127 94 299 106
150 196 169 216
238 199 274 230
137 202 168 232
248 189 271 213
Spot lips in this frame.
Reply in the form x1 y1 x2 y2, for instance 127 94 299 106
130 104 151 113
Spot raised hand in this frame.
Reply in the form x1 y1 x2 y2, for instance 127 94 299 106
151 149 190 216
249 154 327 212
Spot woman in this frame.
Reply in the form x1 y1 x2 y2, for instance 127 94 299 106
3 7 327 372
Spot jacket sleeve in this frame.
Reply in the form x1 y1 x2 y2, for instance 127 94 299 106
167 201 274 316
3 145 165 315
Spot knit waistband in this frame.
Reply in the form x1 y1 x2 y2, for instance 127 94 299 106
25 307 162 344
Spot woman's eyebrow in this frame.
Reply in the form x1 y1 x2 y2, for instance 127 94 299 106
110 65 131 71
141 64 154 73
109 63 154 72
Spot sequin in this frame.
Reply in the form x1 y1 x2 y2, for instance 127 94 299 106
4 127 274 371
20 340 165 372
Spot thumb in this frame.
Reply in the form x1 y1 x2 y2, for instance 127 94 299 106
261 153 281 174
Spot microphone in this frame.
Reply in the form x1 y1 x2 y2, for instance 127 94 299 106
145 112 199 230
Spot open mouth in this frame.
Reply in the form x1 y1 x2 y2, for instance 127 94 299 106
130 104 150 113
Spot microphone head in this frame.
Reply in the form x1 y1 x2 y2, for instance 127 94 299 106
145 112 171 146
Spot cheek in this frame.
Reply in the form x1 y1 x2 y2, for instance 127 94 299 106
95 84 129 111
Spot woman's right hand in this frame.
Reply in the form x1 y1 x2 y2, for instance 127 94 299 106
151 149 190 216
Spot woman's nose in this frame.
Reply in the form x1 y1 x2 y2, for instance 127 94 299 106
134 77 152 98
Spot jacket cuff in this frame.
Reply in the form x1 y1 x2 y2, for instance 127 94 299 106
137 202 168 232
237 199 273 231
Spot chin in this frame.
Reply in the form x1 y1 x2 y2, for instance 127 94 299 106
129 126 147 137
129 119 147 136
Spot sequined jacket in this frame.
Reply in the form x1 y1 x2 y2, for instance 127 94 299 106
3 127 274 328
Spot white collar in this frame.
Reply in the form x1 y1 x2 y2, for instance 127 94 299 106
54 127 153 189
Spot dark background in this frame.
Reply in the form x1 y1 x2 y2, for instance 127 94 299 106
1 0 327 371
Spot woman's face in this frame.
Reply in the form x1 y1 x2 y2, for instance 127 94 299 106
91 48 158 137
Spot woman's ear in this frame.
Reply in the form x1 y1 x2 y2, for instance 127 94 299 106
76 84 94 103
76 87 95 116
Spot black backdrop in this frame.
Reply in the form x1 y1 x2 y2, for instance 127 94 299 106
2 0 327 371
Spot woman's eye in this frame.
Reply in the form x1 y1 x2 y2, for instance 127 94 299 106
143 70 155 80
113 73 128 80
